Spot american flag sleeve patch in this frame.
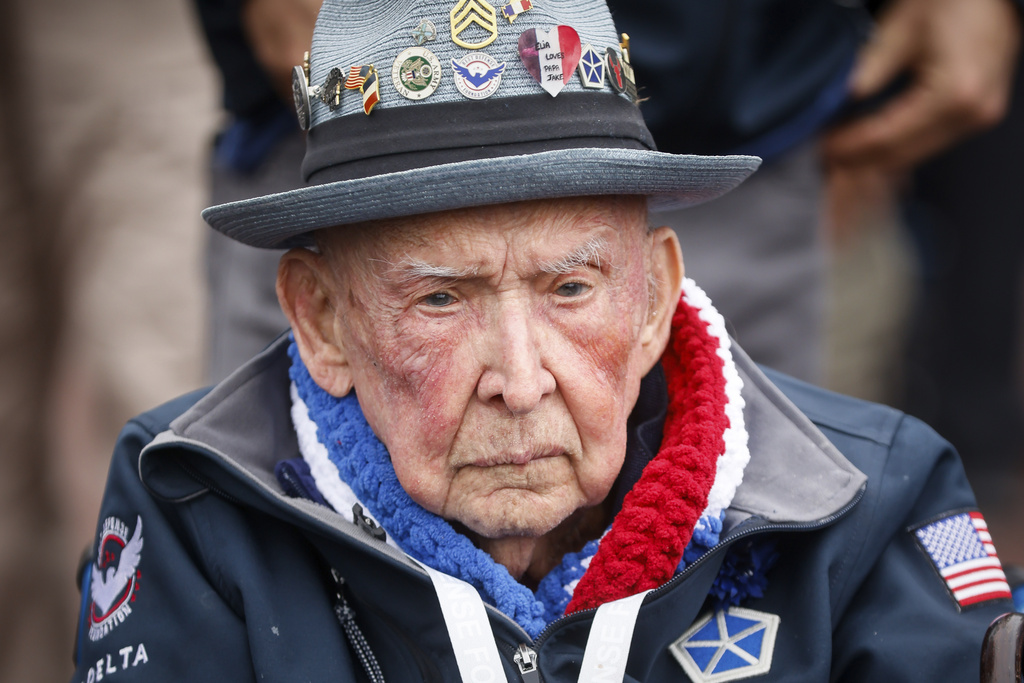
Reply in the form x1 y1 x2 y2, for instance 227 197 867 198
913 511 1012 608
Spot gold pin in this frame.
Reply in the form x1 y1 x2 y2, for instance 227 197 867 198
450 0 498 50
618 33 637 102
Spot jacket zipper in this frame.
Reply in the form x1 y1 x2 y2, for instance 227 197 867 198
330 569 387 683
512 643 541 683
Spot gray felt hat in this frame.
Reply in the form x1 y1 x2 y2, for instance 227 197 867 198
202 0 761 249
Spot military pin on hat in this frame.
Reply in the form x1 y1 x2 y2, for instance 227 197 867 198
345 65 381 115
451 52 505 99
292 52 313 130
319 67 345 110
392 46 443 100
605 46 626 94
411 18 437 45
577 43 605 89
450 0 499 50
619 33 638 101
500 0 533 22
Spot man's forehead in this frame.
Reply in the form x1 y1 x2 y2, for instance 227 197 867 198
318 195 648 261
387 236 613 283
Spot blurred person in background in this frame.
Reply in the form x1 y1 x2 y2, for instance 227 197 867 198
613 0 1020 386
0 0 215 680
900 58 1024 564
196 0 315 382
816 4 1024 566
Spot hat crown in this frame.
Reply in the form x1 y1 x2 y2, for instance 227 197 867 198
307 0 626 126
200 0 760 249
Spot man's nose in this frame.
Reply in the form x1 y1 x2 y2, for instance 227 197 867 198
476 305 556 415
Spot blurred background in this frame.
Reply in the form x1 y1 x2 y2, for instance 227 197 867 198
1 0 1022 680
1 1 212 680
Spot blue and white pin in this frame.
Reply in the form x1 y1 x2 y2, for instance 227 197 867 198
669 607 780 682
577 43 605 89
451 53 506 100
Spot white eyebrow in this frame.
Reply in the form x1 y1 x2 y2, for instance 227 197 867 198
538 237 608 275
381 256 480 284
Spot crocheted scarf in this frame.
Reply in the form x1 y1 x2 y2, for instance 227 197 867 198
289 278 758 637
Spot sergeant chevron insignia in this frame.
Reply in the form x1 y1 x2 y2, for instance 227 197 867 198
669 607 780 682
450 0 498 50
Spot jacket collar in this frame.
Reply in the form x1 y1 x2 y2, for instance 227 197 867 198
140 334 865 547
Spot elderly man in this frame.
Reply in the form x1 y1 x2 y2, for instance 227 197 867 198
71 0 1013 681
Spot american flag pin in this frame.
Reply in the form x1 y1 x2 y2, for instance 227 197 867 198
344 65 380 115
913 510 1012 609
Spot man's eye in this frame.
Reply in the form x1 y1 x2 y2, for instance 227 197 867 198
422 292 457 307
555 282 589 297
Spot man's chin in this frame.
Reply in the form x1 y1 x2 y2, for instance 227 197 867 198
448 498 573 541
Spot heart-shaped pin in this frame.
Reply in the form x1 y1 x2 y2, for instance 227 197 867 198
517 26 581 97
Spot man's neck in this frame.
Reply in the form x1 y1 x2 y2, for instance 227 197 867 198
467 500 612 590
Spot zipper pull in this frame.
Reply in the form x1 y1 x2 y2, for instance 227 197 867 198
352 503 387 541
513 643 540 683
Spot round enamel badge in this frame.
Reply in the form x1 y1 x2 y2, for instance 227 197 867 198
606 48 626 94
392 47 442 101
451 52 506 100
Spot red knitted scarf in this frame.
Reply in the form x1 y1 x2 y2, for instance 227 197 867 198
566 291 729 613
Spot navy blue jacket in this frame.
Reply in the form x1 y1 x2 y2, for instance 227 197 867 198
71 337 1011 682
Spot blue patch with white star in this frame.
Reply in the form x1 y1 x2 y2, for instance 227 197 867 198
669 607 780 682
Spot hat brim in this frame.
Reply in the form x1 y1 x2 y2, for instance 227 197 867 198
202 147 761 249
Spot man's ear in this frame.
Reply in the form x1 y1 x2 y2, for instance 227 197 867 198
639 226 684 373
276 248 354 397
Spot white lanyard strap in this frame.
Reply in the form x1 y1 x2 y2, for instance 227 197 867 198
576 590 651 683
422 564 507 683
423 561 649 683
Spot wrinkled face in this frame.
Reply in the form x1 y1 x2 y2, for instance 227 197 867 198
313 197 665 540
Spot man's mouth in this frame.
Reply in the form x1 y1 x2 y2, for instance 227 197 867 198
469 446 564 468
